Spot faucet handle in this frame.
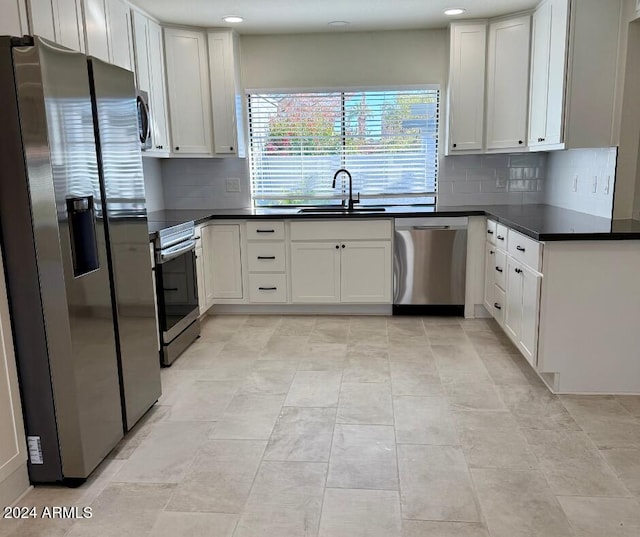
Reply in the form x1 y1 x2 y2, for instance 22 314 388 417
356 192 360 204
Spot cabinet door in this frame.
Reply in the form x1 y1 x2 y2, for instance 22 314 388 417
504 257 523 344
195 246 206 315
54 0 84 51
528 0 568 147
200 225 216 307
82 0 108 60
448 22 486 152
27 0 56 41
164 27 212 155
105 0 133 70
340 241 391 303
1 0 29 35
208 30 238 155
486 15 531 150
290 242 340 303
147 20 170 153
131 10 150 92
0 251 27 486
210 225 243 299
520 266 541 366
484 242 496 315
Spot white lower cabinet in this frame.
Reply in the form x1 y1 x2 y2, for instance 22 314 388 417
209 224 243 300
248 274 287 303
504 257 524 342
484 242 496 314
290 242 341 304
195 243 206 315
340 241 391 303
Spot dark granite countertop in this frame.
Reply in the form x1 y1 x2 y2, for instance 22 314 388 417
146 205 640 241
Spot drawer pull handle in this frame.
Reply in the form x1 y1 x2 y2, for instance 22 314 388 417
257 256 276 260
258 286 277 291
497 235 505 241
494 303 502 310
487 230 494 235
163 287 178 292
515 268 523 274
256 229 275 233
516 245 526 252
495 267 503 273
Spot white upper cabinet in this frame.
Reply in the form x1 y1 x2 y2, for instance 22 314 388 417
528 0 621 150
486 15 531 150
528 0 567 147
164 27 213 156
207 30 245 157
105 0 133 70
53 0 84 51
132 10 170 155
1 1 29 35
447 22 487 153
82 0 108 61
27 0 56 41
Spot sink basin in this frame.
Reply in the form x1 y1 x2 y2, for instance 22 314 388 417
298 207 386 214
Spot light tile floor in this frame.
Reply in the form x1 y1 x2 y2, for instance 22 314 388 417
2 314 640 537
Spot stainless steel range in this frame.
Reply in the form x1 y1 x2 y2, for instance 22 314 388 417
153 221 200 365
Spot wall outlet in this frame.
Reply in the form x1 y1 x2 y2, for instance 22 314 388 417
604 175 611 195
572 175 579 192
592 176 598 194
226 178 241 192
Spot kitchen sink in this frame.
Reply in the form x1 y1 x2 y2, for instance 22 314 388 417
298 207 386 214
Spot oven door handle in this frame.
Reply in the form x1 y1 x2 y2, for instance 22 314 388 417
157 240 196 264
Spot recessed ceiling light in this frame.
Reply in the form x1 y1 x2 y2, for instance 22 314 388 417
444 8 466 16
223 16 244 23
328 21 350 27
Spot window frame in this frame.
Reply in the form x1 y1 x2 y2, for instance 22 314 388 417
244 85 441 208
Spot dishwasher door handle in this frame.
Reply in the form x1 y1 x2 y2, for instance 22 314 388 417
410 225 451 230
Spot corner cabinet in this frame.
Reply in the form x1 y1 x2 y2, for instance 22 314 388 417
207 30 246 157
447 21 487 153
485 15 531 150
164 27 213 156
132 11 170 155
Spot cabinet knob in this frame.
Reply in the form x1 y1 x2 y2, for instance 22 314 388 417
489 250 495 255
452 143 457 148
515 268 523 274
175 146 180 151
335 245 339 249
518 140 523 145
341 244 345 249
230 146 234 151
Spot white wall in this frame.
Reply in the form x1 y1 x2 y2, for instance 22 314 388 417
142 157 165 213
438 153 546 206
544 148 617 218
240 29 448 90
161 158 251 210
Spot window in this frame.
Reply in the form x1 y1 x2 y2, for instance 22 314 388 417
247 89 439 206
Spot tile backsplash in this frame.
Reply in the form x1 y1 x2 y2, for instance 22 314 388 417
438 153 546 206
161 158 251 210
544 147 617 218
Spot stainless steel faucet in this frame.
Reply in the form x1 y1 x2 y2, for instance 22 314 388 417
332 169 359 210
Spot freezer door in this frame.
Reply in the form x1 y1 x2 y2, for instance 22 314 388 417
88 57 161 430
10 37 123 481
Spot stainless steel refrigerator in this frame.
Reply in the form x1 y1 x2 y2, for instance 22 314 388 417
0 36 161 484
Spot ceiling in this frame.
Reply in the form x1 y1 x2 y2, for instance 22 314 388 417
134 0 540 34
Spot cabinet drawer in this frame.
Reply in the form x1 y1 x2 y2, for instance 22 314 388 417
494 248 507 290
486 219 497 245
493 285 506 326
248 274 287 303
247 243 286 272
508 230 542 271
290 219 392 241
247 221 285 240
495 223 508 248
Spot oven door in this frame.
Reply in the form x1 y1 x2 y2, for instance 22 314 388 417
155 245 199 343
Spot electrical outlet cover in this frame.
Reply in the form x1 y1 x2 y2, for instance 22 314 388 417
226 178 241 192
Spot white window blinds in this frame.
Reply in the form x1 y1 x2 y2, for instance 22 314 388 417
247 89 439 206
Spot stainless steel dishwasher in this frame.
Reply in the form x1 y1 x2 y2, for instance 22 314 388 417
393 217 468 314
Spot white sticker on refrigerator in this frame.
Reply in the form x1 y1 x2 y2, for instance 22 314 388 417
27 436 44 465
